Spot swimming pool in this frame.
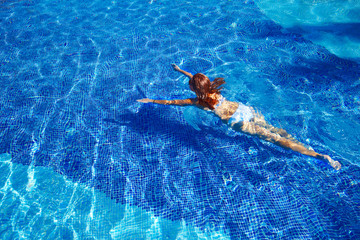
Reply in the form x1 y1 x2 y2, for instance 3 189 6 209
0 0 359 239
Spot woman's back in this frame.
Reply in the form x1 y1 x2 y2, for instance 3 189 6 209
205 93 239 121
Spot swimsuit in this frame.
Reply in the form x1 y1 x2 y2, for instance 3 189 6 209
213 95 226 110
228 102 253 125
213 96 253 124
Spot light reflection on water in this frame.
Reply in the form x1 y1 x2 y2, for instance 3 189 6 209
0 0 359 239
0 153 229 239
254 0 360 59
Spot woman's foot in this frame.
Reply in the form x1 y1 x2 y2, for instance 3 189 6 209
320 154 341 170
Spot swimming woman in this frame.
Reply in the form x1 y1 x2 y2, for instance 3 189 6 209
137 64 341 170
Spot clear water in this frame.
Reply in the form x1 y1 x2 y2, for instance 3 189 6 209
254 0 360 59
0 153 228 239
0 0 359 239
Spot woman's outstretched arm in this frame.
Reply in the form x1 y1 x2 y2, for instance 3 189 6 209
137 98 197 106
172 64 193 79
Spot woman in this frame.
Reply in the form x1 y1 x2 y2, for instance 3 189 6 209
137 64 341 170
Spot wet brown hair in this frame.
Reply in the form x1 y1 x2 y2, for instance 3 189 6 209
189 73 225 110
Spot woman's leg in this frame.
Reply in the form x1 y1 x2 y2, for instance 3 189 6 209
236 121 341 170
251 109 297 141
276 138 341 170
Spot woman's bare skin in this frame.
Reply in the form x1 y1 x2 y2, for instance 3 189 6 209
138 64 341 170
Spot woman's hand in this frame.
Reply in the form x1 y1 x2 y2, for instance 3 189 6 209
171 63 181 71
137 98 154 103
171 63 193 78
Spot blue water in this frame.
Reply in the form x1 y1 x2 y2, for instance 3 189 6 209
0 0 359 239
255 0 360 59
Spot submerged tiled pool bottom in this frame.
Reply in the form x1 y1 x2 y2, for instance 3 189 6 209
1 153 228 239
0 0 360 239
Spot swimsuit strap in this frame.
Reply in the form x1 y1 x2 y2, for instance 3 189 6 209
213 95 225 110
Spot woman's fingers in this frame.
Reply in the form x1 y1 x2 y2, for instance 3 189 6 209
171 63 180 70
137 98 152 103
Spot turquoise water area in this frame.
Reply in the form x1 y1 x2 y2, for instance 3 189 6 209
0 153 228 239
0 0 359 239
255 0 360 59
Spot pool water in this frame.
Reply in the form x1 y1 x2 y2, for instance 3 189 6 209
255 0 360 59
0 0 359 239
0 153 228 239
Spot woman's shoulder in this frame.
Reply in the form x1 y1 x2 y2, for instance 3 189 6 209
208 93 223 101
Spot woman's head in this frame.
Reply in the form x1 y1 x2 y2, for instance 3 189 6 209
189 73 225 109
189 73 211 98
